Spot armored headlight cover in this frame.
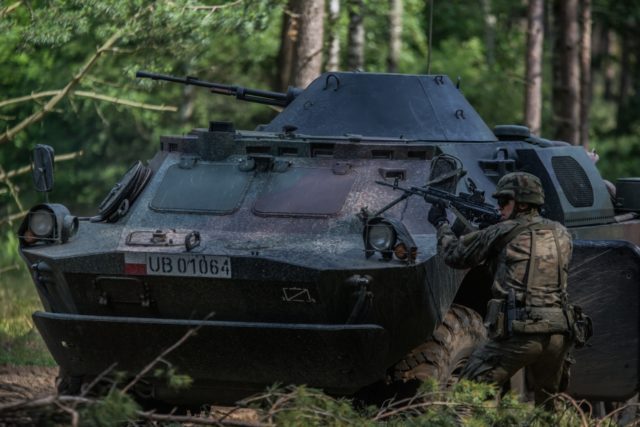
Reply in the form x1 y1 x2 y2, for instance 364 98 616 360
19 203 78 246
363 217 417 262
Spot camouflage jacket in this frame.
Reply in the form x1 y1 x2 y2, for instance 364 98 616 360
437 211 573 308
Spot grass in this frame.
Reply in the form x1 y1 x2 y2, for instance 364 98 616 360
0 264 55 366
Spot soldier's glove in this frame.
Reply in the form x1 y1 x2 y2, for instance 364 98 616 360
451 218 473 236
428 201 448 228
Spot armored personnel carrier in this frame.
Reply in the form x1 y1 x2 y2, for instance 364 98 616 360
18 71 640 405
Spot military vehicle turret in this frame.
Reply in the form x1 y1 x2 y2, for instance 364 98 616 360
18 71 640 406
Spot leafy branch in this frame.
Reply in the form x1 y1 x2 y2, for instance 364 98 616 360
0 29 125 145
0 1 21 19
0 3 159 145
0 90 177 113
0 373 635 426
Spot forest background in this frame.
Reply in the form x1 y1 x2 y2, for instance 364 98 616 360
1 0 640 365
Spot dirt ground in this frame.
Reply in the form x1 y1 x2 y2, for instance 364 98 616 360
0 365 57 404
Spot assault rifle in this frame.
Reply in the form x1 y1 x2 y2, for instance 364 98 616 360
374 180 501 227
136 70 302 107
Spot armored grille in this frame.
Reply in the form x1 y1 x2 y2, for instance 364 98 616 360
551 156 594 207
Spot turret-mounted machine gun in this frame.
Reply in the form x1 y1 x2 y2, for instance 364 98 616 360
136 70 302 107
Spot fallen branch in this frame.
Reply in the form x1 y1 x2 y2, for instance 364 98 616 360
138 410 267 427
121 312 214 394
597 400 640 427
0 394 92 413
79 362 118 398
552 393 590 427
0 393 265 427
54 400 80 427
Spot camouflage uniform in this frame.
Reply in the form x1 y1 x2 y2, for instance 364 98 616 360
435 172 573 404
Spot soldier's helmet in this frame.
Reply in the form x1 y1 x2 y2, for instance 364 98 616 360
492 172 545 206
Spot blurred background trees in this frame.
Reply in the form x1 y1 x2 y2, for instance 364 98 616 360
1 0 640 269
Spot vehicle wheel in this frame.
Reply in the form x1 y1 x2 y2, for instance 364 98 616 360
392 304 486 386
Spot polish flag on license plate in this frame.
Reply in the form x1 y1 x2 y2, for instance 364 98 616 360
124 252 147 275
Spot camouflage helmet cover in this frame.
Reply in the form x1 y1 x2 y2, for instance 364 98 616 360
492 172 545 206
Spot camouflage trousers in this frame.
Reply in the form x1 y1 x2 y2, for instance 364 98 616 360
461 333 572 405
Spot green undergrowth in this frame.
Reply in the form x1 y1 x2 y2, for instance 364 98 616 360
242 380 617 427
12 379 624 426
0 264 55 366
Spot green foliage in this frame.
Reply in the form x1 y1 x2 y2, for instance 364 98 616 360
259 385 372 426
593 132 640 181
243 382 609 427
0 0 285 220
0 267 55 366
78 389 140 427
153 366 194 390
2 0 637 227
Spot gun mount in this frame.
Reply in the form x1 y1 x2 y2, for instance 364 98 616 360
136 70 302 107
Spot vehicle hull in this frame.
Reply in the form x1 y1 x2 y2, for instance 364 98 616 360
34 312 388 404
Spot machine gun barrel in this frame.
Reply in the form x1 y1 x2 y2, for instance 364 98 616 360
375 180 501 226
136 70 301 107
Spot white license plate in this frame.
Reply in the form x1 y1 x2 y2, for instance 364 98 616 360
146 253 231 278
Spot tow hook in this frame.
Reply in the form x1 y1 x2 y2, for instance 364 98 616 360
345 275 373 324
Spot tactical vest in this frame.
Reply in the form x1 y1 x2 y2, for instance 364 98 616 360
485 215 573 337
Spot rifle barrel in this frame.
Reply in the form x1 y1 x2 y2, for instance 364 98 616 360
375 180 500 224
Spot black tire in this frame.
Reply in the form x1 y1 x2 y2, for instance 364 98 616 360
392 304 486 386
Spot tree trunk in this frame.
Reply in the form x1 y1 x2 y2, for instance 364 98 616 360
616 34 632 132
603 29 615 101
524 0 544 135
347 0 365 71
480 0 496 66
387 0 403 73
326 0 341 71
276 2 297 91
579 0 592 148
291 0 325 88
552 0 580 145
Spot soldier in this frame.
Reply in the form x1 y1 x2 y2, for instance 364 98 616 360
428 172 574 405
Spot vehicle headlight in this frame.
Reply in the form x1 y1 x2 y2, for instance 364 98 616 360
19 203 78 246
363 216 417 262
29 210 54 237
368 223 396 251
